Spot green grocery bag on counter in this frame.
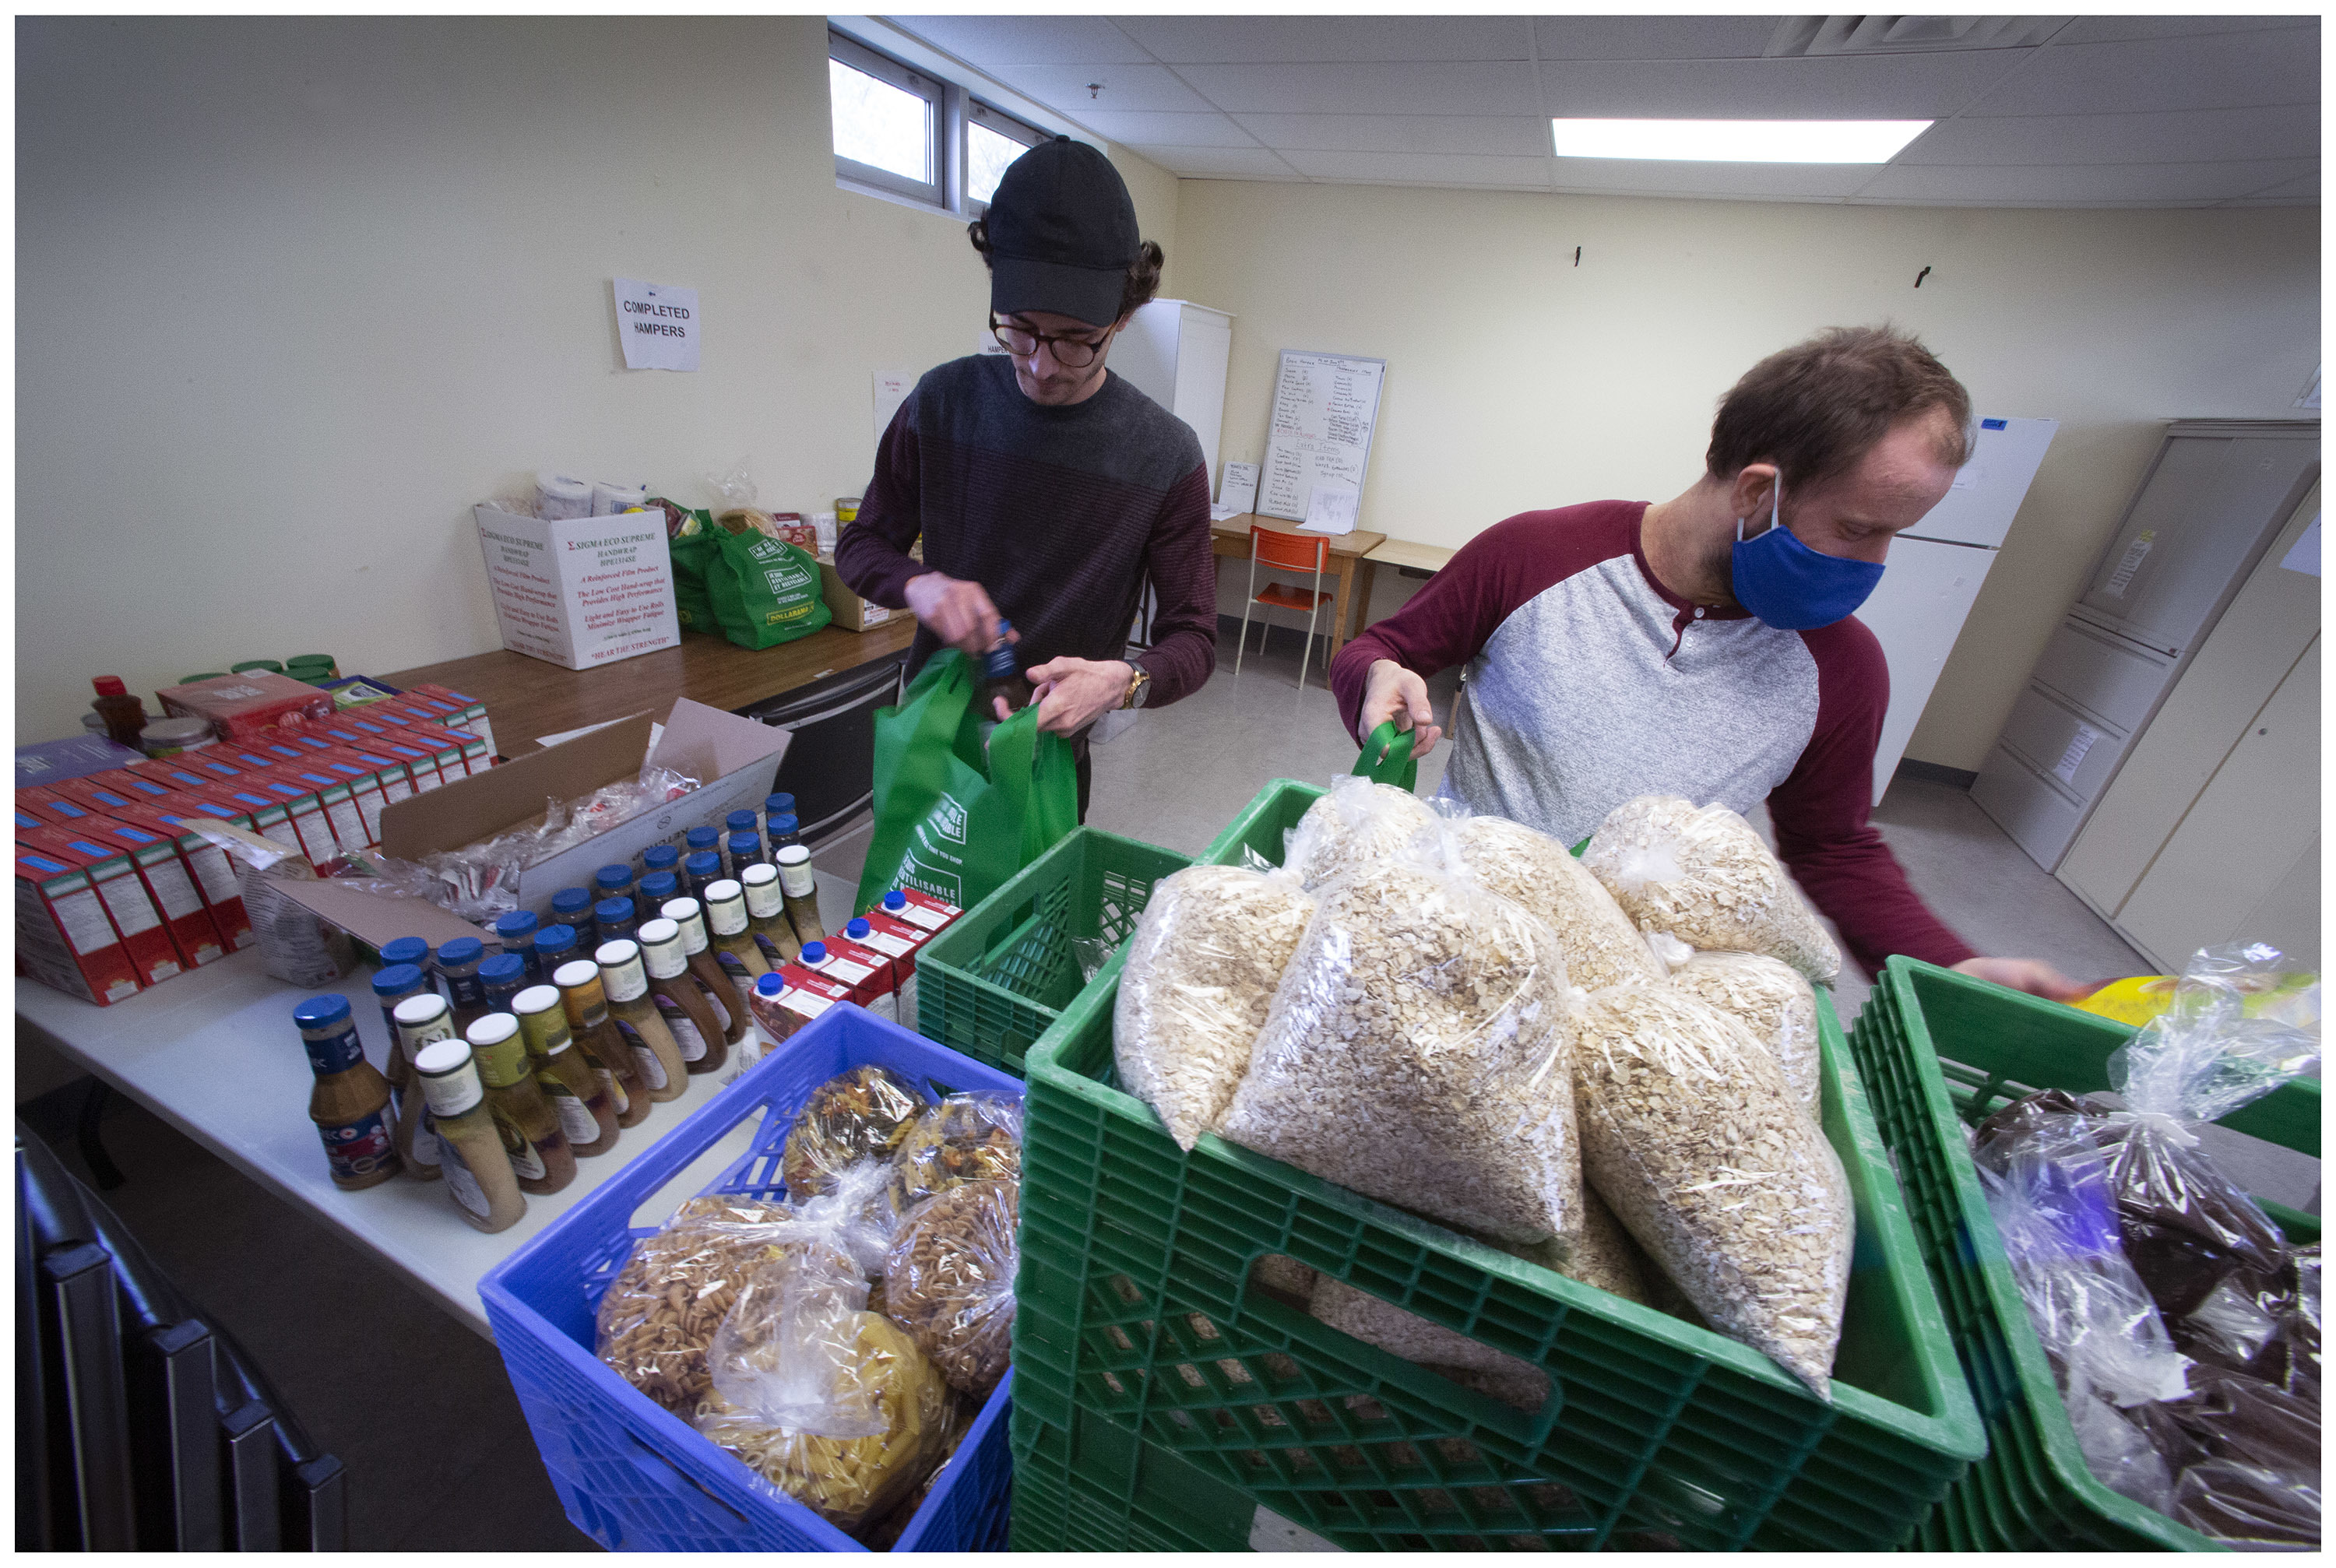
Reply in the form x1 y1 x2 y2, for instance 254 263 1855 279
665 508 721 635
855 649 1078 914
704 521 831 649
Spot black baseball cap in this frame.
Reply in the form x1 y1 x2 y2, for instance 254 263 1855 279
984 136 1139 329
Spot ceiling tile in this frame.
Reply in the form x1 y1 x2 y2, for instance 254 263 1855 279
1226 113 1548 156
1131 145 1303 179
2053 16 2319 45
1177 60 1543 116
1548 159 1875 199
1072 111 1260 149
1279 149 1553 187
1117 16 1529 64
992 63 1215 115
1898 104 2320 167
1532 16 1783 61
1539 51 2027 119
888 16 1152 69
1960 29 2320 117
1854 158 2320 205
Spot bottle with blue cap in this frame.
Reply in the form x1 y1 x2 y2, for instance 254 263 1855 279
684 850 723 899
639 870 680 909
296 993 400 1190
480 951 529 1015
435 937 491 1035
371 962 430 1086
686 824 720 859
722 810 758 876
765 811 803 857
642 844 680 877
982 618 1033 726
534 923 579 975
551 887 595 928
745 969 798 1057
762 791 797 842
594 896 638 947
491 909 543 984
594 863 636 902
726 831 768 877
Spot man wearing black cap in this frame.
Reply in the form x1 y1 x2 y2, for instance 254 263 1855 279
835 135 1218 820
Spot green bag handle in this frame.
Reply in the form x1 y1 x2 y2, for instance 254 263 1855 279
1353 720 1419 792
982 701 1081 865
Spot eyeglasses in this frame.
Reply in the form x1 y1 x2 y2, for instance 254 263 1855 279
990 314 1111 368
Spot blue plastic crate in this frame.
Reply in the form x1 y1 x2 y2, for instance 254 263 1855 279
479 1005 1022 1552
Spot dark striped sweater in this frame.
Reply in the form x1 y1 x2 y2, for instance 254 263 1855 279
836 353 1218 709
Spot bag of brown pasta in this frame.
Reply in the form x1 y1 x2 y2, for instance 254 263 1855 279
884 1179 1018 1399
1113 863 1317 1151
1444 812 1662 994
887 1092 1022 1217
782 1065 927 1199
593 1197 800 1413
1581 796 1841 986
1215 860 1584 1250
1282 774 1439 890
695 1233 948 1535
1573 981 1853 1399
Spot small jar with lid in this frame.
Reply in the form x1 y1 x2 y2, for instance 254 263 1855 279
139 715 216 758
762 792 797 838
466 1013 575 1195
534 922 580 976
492 910 543 983
775 844 825 947
551 887 595 930
593 896 639 948
411 1039 527 1232
765 812 803 856
721 813 758 877
638 870 680 911
726 831 768 878
230 659 285 676
296 994 401 1190
480 951 529 1016
435 937 491 1035
684 851 723 899
594 863 636 905
685 825 720 862
642 844 681 880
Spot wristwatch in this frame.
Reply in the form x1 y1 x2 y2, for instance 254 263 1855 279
1118 663 1151 710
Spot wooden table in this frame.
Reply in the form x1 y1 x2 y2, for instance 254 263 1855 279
384 619 917 755
1211 514 1388 659
1350 537 1458 641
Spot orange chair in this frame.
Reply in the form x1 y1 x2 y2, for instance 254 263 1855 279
1234 526 1335 691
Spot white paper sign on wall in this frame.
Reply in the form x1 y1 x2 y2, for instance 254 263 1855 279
873 369 914 441
614 279 700 371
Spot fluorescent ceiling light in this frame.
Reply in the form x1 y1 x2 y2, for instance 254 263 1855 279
1550 118 1932 163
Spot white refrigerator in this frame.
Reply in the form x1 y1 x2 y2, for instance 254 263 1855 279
1858 416 2058 807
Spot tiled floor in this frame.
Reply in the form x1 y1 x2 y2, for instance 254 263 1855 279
19 621 2316 1550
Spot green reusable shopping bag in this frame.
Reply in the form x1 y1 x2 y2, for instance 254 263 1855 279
705 525 831 649
1353 720 1419 791
854 650 1079 914
666 509 721 635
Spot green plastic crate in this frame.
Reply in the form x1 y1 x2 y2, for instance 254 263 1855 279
1011 1402 1261 1552
1846 957 2320 1552
1009 782 1986 1552
913 827 1192 1076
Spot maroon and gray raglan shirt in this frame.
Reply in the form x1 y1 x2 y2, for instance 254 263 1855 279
836 354 1218 708
1329 501 1975 979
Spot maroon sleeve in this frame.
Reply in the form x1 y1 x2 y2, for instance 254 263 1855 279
1769 618 1978 980
834 401 925 608
1328 503 1641 744
1131 464 1219 708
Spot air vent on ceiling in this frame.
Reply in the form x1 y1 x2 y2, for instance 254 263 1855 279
1765 16 2071 56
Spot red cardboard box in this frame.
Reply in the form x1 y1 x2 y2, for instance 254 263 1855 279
16 785 108 829
16 838 143 1004
800 938 885 1010
104 800 254 951
269 758 372 853
157 672 335 740
19 824 181 986
769 964 855 1032
71 818 227 969
885 888 962 937
857 909 934 978
219 768 338 861
126 755 245 795
52 769 174 813
394 720 490 779
825 930 900 998
361 731 445 791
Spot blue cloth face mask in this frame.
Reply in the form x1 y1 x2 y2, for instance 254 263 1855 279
1729 480 1884 631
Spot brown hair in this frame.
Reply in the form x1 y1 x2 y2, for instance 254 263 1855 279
1706 325 1972 491
966 218 1165 324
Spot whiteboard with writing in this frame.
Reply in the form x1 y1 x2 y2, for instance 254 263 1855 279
1258 350 1385 522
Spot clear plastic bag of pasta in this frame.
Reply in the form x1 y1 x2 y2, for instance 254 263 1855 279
695 1236 948 1533
593 1197 800 1413
884 1178 1019 1399
1581 795 1841 986
782 1065 927 1199
1113 863 1315 1150
887 1092 1022 1217
1215 858 1584 1250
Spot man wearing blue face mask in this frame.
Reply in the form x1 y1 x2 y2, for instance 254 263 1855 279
1333 325 2080 1000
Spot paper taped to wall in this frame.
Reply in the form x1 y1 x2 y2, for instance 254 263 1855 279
873 368 913 441
2052 722 2101 784
614 279 699 372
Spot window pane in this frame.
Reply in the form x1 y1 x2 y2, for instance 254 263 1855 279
967 122 1028 206
830 59 931 183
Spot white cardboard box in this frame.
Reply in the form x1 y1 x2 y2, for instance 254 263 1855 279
473 505 681 670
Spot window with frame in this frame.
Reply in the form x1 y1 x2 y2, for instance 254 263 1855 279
829 30 1054 216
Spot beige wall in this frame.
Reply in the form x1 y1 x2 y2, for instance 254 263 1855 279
1171 180 2318 770
15 16 1177 743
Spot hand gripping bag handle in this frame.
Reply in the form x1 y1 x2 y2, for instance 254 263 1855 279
1353 720 1418 792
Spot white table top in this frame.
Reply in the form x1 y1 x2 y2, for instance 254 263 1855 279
16 870 864 1338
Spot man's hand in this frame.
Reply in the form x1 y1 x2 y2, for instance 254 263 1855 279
1952 956 2089 1002
1360 658 1443 758
1014 657 1135 735
904 571 1014 661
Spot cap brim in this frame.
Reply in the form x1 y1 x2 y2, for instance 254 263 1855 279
990 252 1124 328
